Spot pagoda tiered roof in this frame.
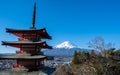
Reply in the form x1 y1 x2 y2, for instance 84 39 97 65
6 28 52 39
2 41 52 49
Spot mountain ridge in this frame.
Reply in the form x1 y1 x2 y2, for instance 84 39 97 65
54 41 78 49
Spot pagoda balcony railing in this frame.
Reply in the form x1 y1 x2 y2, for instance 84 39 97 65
16 50 43 55
16 50 26 54
18 37 40 41
13 64 44 69
13 64 25 68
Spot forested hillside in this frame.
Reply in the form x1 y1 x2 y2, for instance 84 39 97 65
52 49 120 75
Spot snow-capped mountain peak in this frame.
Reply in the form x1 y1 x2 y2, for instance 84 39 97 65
55 41 77 49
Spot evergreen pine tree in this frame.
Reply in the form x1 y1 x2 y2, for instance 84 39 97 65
72 51 81 64
81 51 87 62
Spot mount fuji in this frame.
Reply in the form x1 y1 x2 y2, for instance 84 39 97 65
43 41 99 56
43 41 88 56
54 41 78 49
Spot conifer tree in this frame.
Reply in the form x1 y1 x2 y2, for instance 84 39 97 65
72 51 81 64
81 51 86 61
86 52 90 60
90 50 96 57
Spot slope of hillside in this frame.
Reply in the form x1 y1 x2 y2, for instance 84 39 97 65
52 63 97 75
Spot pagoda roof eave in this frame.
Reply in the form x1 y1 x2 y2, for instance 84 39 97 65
6 28 52 39
2 41 43 44
6 28 45 31
0 54 46 59
2 41 52 49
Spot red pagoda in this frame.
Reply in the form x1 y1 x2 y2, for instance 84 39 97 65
0 3 52 71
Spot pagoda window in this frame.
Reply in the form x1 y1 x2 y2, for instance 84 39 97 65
36 49 40 52
36 61 39 66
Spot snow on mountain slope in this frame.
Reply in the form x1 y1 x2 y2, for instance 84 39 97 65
55 41 77 49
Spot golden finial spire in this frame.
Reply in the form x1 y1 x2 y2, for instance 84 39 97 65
31 2 36 29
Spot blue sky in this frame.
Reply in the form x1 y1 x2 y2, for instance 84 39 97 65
0 0 120 53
